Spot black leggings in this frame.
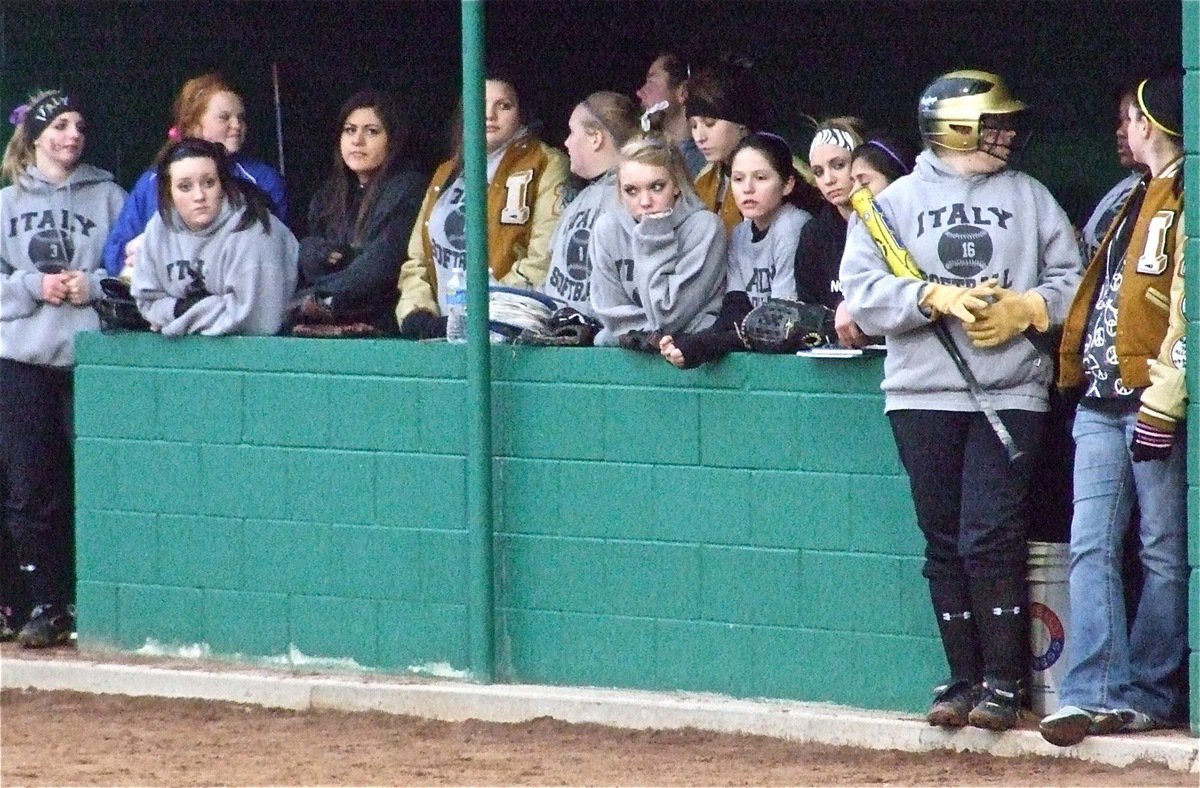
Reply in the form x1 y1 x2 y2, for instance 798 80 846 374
0 358 74 608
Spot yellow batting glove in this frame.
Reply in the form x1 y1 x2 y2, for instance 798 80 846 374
966 288 1049 348
919 280 1001 324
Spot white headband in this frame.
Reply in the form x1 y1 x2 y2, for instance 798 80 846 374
809 128 856 159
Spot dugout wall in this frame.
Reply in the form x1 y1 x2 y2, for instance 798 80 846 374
22 0 1198 730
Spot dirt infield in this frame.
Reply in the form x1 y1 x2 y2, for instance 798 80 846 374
0 686 1191 786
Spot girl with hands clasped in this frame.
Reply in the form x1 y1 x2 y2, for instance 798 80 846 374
131 138 298 336
659 132 812 368
1 90 125 647
840 70 1081 732
589 134 726 348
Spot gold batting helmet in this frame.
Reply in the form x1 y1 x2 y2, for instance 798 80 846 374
918 70 1028 155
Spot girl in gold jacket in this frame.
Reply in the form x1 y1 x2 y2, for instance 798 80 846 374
396 75 568 338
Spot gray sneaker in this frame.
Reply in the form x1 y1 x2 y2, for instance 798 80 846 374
1117 710 1160 733
1039 706 1093 746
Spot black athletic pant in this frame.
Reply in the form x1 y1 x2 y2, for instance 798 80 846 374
0 358 75 609
889 408 1045 581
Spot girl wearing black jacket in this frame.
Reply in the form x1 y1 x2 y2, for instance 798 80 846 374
293 90 424 336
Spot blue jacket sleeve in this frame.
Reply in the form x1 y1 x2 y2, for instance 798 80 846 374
101 170 158 275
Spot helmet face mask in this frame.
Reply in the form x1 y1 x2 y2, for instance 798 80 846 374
978 110 1032 164
918 70 1030 164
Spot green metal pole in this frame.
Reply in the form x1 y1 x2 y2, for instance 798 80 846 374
460 0 494 683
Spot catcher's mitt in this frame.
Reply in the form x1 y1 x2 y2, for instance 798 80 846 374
96 277 151 332
738 299 835 353
514 307 602 347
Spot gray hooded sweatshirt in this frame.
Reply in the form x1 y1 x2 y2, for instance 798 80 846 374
542 169 619 314
840 149 1082 413
132 199 298 336
589 191 727 346
1 163 126 366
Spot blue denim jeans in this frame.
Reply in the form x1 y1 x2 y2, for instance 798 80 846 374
1057 399 1189 723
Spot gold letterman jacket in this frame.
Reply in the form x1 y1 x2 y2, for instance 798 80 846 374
396 134 568 319
694 156 816 236
1059 156 1187 430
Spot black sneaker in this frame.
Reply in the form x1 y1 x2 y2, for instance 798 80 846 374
927 679 977 728
17 604 74 649
968 679 1020 731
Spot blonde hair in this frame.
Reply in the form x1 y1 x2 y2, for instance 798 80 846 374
616 134 696 201
2 89 60 186
579 91 640 149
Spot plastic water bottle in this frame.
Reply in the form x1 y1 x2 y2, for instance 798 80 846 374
445 267 467 343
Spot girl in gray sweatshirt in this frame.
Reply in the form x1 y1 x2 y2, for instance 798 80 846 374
132 138 298 336
0 90 125 647
589 135 726 347
839 70 1082 732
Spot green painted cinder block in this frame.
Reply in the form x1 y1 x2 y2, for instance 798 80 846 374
76 438 200 514
800 553 925 637
795 395 900 474
75 581 118 647
323 525 419 600
118 584 205 649
600 540 700 619
157 515 244 590
1185 2 1199 68
700 391 800 469
198 444 289 520
241 520 333 595
75 510 159 585
846 475 922 556
501 609 658 689
493 382 607 460
419 530 468 604
654 619 758 696
377 602 468 672
418 379 468 455
556 461 656 540
698 546 802 627
652 466 752 545
603 388 701 464
74 366 158 439
749 355 885 395
243 374 331 447
155 370 243 444
285 449 375 524
749 471 851 550
289 595 379 665
374 454 464 529
203 590 290 656
501 534 608 613
325 377 424 452
493 458 562 536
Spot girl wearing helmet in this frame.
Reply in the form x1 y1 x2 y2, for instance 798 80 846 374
840 69 1083 731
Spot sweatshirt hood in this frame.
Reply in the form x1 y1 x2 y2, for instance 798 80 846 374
913 148 1012 186
611 187 706 235
19 162 115 193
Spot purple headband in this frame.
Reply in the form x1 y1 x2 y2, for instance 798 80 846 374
866 139 909 174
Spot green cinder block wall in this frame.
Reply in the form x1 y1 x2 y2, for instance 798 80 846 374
72 332 1197 723
74 335 940 711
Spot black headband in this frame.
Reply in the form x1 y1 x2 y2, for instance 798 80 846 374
23 92 79 140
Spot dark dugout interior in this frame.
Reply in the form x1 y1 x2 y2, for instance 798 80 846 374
1 0 1182 235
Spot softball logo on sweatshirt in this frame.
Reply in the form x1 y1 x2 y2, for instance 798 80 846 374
915 202 1014 278
8 209 100 267
546 205 601 304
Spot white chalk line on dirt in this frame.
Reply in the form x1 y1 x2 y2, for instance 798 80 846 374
2 656 1196 774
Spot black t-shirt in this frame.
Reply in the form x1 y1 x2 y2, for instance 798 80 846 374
793 205 848 310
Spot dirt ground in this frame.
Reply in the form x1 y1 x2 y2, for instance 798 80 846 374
0 648 1194 787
